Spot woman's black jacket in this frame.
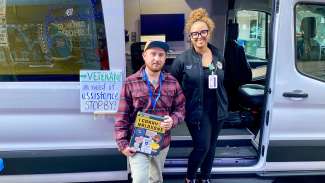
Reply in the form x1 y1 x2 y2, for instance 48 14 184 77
170 44 228 124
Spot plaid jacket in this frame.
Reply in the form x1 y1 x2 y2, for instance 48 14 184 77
115 67 186 151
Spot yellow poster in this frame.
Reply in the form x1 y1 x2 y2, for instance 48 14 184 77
130 112 166 156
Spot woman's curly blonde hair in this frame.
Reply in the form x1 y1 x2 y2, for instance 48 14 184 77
185 8 215 35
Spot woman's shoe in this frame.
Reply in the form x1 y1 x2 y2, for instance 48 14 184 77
185 178 196 183
199 179 210 183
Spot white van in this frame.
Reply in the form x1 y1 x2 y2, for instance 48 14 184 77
0 0 127 182
0 0 325 182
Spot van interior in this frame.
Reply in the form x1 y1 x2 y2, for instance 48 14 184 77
125 0 272 170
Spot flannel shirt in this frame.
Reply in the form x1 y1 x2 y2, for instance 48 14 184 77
115 67 186 151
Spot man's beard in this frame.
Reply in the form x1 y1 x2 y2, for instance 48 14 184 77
147 64 163 72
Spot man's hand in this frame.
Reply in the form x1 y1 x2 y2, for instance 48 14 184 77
161 115 173 131
121 146 136 157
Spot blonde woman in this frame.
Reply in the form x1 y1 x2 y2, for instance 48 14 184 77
171 8 228 183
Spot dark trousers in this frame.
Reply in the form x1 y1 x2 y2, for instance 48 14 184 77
186 113 224 179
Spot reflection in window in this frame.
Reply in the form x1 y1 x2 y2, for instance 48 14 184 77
0 0 109 81
237 10 270 60
296 3 325 82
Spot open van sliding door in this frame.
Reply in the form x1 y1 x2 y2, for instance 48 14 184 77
264 0 325 175
0 0 127 182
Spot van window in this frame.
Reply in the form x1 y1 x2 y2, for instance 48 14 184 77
295 3 325 81
0 0 109 81
237 10 270 60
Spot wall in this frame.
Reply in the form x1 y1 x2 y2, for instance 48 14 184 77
124 0 227 53
124 0 140 53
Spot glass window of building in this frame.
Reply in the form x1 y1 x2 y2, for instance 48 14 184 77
237 10 270 60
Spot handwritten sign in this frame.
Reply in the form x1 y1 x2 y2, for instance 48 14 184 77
80 70 123 113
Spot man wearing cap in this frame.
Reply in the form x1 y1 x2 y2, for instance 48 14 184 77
115 41 186 183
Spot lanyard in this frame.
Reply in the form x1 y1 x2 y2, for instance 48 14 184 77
143 71 163 111
208 62 216 75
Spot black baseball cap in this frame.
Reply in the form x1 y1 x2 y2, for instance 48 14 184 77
143 41 169 53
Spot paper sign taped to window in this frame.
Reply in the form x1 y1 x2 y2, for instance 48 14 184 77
80 70 123 113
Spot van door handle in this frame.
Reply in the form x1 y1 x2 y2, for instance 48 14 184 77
283 90 308 98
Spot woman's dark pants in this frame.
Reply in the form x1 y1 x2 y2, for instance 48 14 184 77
186 113 224 180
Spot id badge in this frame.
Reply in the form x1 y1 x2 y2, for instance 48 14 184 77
208 74 218 89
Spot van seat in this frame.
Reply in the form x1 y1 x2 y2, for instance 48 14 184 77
238 84 265 108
